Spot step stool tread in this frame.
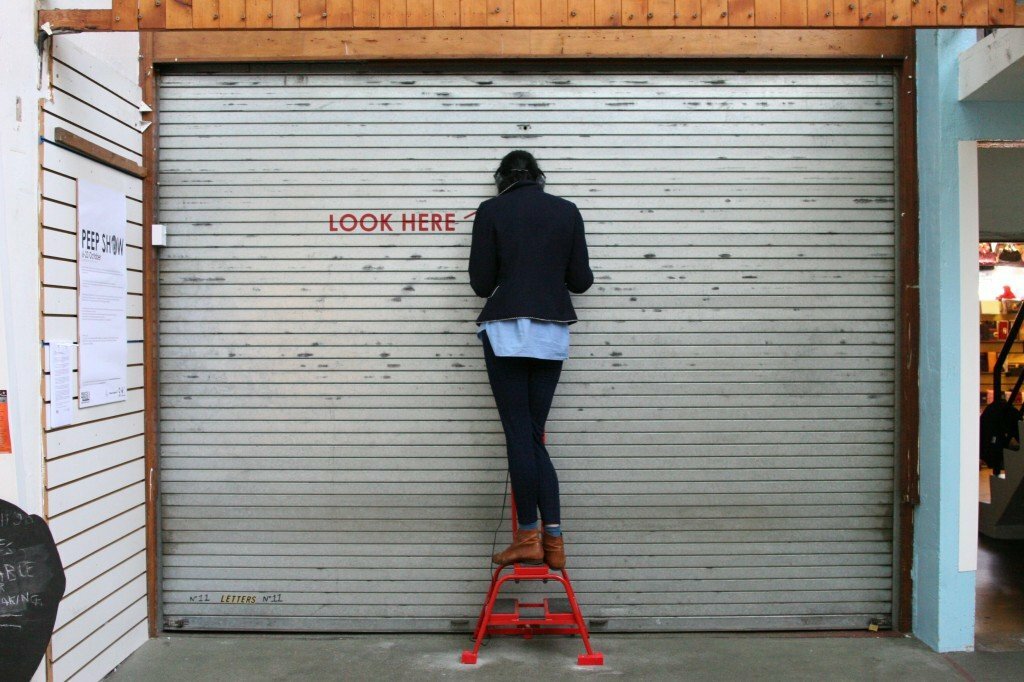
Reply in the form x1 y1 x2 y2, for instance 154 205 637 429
492 598 517 614
547 598 572 614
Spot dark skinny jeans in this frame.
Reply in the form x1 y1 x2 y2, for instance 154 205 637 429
481 330 562 526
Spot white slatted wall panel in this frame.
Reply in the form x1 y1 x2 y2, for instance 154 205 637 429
42 37 149 682
158 63 898 632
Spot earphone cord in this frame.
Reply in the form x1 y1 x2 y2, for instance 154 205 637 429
492 168 535 199
488 468 510 578
477 169 530 636
473 467 510 644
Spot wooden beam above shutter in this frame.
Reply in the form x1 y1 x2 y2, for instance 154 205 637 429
148 27 911 61
38 0 1023 29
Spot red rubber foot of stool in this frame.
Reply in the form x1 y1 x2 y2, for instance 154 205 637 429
577 652 604 666
461 651 478 664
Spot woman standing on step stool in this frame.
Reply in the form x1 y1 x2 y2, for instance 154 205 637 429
468 150 594 570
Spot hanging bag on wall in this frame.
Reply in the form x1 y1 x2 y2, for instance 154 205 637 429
998 244 1022 263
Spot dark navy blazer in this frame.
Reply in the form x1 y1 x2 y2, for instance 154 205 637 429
468 179 594 325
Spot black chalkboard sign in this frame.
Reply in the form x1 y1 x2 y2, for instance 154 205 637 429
0 498 67 682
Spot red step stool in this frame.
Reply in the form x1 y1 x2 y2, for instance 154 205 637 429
461 488 604 666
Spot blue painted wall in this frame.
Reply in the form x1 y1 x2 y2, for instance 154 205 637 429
915 28 1024 652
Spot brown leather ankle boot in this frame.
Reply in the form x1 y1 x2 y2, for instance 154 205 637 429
491 528 544 565
542 530 565 570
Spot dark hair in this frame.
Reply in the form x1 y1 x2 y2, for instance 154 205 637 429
493 150 545 193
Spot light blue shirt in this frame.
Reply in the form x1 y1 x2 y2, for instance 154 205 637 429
477 318 570 361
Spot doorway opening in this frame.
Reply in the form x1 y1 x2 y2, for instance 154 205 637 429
971 141 1024 651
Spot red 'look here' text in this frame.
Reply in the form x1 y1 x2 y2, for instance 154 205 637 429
329 212 457 233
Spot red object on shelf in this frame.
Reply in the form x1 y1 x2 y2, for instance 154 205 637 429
997 285 1017 301
461 487 604 666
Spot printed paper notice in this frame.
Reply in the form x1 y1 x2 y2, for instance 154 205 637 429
49 342 75 428
77 179 127 408
0 390 11 453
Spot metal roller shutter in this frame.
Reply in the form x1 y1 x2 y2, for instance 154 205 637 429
157 62 899 632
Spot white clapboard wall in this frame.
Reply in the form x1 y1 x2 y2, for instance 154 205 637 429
41 37 149 682
158 63 898 632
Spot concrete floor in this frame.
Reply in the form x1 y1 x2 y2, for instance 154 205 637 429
103 632 1024 682
105 474 1024 681
976 534 1024 652
976 467 1024 653
108 474 1024 681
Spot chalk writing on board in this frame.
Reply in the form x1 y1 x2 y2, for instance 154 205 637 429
0 498 67 682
